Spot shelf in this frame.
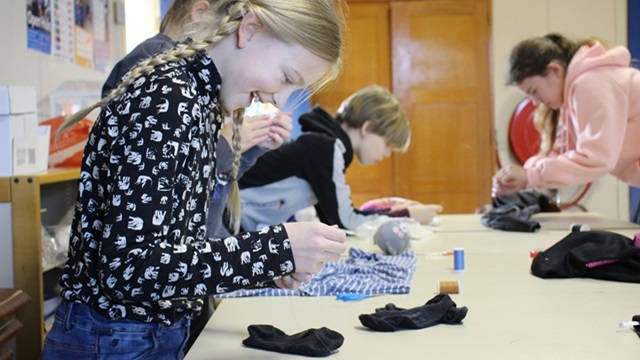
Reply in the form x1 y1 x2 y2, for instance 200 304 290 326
0 167 80 202
0 178 9 202
38 168 81 185
1 167 80 360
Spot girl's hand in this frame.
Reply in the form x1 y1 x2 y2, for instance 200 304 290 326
273 273 313 290
258 112 293 150
492 164 528 197
239 114 273 151
282 222 346 274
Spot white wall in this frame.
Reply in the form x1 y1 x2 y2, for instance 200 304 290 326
0 1 127 288
124 0 160 53
0 204 13 287
492 0 629 220
0 1 127 120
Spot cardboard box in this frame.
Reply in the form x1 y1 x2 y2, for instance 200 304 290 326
11 136 38 176
0 85 39 176
0 86 37 115
0 114 26 176
0 113 39 177
37 125 51 172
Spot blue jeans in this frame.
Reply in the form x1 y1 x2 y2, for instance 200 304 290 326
42 300 190 359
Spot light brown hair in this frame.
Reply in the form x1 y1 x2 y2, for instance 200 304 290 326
335 85 410 152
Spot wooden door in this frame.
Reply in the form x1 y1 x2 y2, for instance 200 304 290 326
391 0 494 213
312 2 394 207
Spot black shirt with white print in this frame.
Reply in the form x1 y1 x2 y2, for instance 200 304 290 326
60 49 295 326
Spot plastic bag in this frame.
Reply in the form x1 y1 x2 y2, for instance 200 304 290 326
41 224 70 270
41 115 94 168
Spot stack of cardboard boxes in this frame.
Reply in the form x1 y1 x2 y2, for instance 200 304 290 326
0 86 49 176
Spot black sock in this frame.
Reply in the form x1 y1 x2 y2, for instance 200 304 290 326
358 294 468 332
242 324 344 357
632 315 640 339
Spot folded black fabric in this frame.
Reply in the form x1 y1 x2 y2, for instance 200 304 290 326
531 230 640 282
481 189 557 232
632 315 640 339
242 324 344 357
358 294 468 332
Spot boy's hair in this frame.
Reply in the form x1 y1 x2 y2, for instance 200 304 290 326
58 0 346 234
506 33 604 155
335 85 410 152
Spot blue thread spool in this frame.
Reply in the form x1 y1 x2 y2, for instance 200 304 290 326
454 248 464 271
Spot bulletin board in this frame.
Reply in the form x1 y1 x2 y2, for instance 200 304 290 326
27 0 111 71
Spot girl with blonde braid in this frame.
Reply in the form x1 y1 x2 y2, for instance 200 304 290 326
102 2 294 349
42 0 346 358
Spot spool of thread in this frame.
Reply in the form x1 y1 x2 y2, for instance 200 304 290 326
437 281 459 294
454 248 464 271
570 224 590 232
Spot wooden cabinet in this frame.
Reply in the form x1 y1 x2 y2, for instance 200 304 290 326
0 168 79 360
314 1 394 207
314 0 494 213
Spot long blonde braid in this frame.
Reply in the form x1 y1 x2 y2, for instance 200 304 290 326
226 109 244 234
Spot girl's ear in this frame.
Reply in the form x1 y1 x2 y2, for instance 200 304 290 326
547 62 565 79
190 0 211 21
237 11 263 49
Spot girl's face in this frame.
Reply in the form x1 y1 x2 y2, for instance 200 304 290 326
355 124 392 166
516 62 565 110
217 13 331 112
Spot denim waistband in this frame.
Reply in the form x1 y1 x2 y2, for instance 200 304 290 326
56 300 188 333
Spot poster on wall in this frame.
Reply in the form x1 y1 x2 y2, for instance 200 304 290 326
74 0 94 68
27 0 52 54
92 0 110 71
52 0 74 61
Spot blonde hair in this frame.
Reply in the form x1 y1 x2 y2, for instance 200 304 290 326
335 85 410 152
160 0 204 39
59 0 346 234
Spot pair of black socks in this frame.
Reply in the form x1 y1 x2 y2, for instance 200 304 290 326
359 293 468 332
242 294 467 356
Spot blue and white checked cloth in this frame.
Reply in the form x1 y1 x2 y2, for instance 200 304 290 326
215 248 417 298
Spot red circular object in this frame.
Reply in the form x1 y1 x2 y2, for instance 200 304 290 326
508 97 540 164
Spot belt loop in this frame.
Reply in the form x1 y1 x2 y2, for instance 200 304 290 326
156 320 163 337
62 301 74 332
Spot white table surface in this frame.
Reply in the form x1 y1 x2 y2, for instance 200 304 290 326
425 213 640 233
187 215 640 360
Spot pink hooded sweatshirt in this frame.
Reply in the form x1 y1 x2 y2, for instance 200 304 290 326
524 42 640 188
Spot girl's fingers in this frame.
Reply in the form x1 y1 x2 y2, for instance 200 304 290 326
290 273 313 283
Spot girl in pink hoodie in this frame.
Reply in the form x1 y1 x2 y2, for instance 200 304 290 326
493 33 640 196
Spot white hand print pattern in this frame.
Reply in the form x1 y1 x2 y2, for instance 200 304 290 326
59 51 296 326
